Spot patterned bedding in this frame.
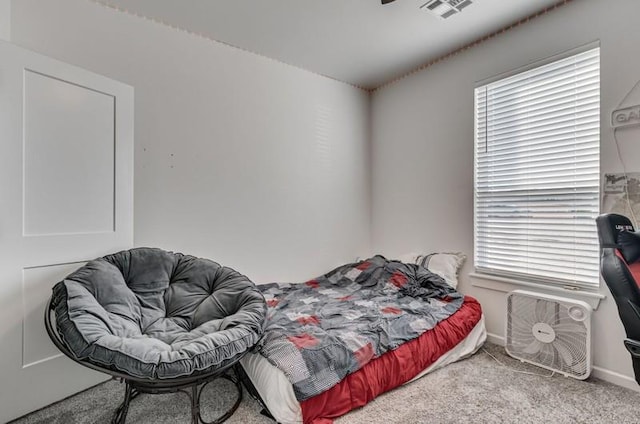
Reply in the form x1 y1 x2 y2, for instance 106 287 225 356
255 255 465 400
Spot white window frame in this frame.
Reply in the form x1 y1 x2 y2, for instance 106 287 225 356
473 44 601 292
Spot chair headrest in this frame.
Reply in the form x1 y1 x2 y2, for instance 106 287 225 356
597 214 634 248
597 214 640 263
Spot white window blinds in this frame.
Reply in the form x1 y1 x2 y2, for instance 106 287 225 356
474 47 600 289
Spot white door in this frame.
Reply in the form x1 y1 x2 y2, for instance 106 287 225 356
0 40 134 423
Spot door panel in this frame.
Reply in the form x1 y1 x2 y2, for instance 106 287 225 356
0 40 134 423
22 262 85 367
23 70 116 236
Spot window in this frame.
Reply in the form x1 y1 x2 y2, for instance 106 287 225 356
474 47 600 290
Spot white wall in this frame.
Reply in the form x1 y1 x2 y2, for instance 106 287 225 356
372 0 640 389
10 0 371 284
0 0 9 41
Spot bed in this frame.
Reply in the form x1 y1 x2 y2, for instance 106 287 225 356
240 255 486 423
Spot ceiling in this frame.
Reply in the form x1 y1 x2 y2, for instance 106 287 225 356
97 0 563 90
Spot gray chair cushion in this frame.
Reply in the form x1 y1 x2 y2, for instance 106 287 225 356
52 247 266 380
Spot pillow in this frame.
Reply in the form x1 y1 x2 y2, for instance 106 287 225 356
417 252 466 289
618 231 640 264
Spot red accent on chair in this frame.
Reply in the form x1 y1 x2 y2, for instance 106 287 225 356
615 249 640 289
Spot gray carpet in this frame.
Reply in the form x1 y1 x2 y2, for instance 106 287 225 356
11 343 640 424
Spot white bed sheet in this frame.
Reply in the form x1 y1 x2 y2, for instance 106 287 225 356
240 314 487 424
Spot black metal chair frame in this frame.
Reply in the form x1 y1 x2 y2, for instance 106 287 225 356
235 363 276 421
45 297 244 424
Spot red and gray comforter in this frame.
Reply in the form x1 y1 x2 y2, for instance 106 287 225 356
256 255 465 401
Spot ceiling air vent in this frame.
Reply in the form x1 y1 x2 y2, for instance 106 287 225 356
420 0 473 19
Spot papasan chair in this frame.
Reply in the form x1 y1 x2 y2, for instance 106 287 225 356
45 247 267 424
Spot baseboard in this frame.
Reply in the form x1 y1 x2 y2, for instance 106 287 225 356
486 332 505 346
592 366 640 392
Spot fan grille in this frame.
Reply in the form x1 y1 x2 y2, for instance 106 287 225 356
506 292 590 379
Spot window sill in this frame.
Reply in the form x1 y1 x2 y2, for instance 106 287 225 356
469 272 605 310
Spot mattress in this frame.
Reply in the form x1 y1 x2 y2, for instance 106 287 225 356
241 307 486 424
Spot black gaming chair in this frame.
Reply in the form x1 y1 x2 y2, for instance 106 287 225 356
596 213 640 384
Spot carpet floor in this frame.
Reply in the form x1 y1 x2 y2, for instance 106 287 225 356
11 343 640 424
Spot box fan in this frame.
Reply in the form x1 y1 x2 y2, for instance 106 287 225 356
505 290 592 380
